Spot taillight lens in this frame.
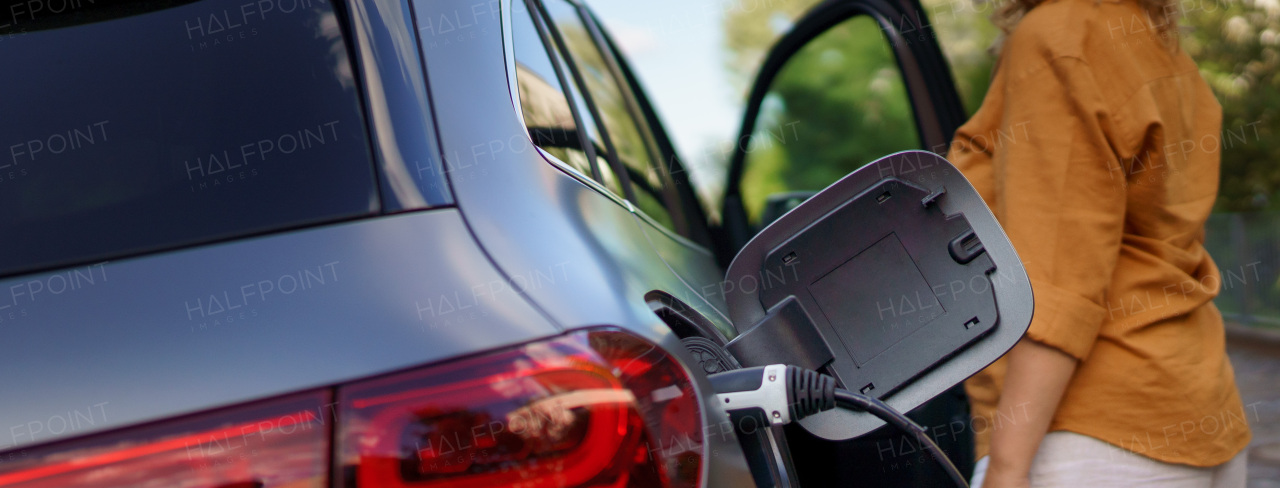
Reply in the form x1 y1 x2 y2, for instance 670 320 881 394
587 330 703 486
0 392 331 487
337 329 702 488
0 329 702 488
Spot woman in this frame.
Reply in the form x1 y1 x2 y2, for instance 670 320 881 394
946 0 1253 486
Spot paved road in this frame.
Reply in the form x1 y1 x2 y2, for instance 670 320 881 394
1226 331 1280 487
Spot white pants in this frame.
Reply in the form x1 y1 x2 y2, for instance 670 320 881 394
970 432 1248 488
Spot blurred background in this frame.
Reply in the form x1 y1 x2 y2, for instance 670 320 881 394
589 0 1280 484
590 0 1280 330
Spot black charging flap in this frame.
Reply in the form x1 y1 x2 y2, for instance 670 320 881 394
722 151 1033 440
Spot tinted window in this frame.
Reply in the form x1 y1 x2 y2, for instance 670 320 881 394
510 0 595 179
0 0 376 276
540 0 675 229
548 30 628 197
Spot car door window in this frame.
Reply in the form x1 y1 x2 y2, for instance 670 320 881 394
592 13 711 246
526 1 628 197
740 16 920 224
539 0 677 230
560 63 629 197
510 0 597 180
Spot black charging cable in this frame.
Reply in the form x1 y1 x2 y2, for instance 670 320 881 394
709 364 969 488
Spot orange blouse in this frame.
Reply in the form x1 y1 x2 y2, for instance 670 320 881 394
947 0 1251 466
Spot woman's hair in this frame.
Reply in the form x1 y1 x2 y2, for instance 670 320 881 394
990 0 1181 48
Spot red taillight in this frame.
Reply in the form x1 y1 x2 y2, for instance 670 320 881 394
0 392 331 487
0 329 703 488
338 329 703 488
586 330 703 486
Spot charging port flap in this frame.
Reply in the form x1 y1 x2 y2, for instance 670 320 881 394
721 151 1033 440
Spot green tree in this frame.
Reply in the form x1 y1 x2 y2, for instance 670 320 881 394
1182 0 1280 210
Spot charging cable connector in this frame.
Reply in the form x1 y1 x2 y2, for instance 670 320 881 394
708 364 835 425
708 364 969 488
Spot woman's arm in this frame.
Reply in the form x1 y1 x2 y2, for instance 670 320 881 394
981 338 1079 488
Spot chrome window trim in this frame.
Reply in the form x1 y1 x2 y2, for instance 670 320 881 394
501 0 629 208
502 0 710 256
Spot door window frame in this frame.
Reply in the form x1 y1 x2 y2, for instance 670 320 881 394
564 1 691 233
585 7 716 249
502 0 627 206
504 0 707 246
718 0 967 258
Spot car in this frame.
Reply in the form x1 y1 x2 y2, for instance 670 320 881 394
0 0 1032 486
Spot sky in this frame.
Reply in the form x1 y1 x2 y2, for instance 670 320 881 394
587 0 744 193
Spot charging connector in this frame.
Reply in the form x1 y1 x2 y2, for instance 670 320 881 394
711 364 794 425
709 364 969 488
708 364 838 425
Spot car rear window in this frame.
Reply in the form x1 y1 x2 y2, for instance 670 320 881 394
0 0 377 277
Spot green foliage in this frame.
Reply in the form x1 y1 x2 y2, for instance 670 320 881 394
922 0 1000 114
738 17 920 221
1181 0 1280 211
725 1 994 221
721 0 820 90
